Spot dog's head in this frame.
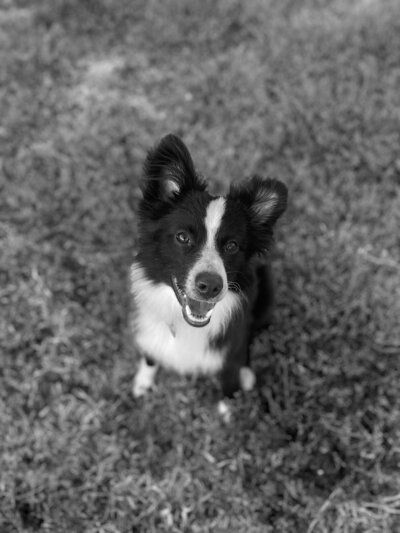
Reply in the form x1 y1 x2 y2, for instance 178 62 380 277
137 134 287 327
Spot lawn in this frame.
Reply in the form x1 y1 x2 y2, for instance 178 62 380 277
1 0 400 531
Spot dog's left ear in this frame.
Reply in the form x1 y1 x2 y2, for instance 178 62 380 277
142 134 206 204
229 176 288 252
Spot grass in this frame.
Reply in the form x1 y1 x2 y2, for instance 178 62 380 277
1 0 400 531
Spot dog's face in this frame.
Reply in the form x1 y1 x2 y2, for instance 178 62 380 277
137 134 287 327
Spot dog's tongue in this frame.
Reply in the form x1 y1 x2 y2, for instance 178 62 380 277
187 297 214 316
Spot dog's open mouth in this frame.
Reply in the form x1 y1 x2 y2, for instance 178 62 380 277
172 276 215 327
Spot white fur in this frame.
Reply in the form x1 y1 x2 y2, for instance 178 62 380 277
132 357 158 397
204 197 226 247
185 198 228 298
253 190 279 219
217 400 232 423
239 366 256 391
130 263 241 375
164 178 180 197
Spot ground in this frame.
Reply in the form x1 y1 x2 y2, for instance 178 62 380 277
1 1 400 532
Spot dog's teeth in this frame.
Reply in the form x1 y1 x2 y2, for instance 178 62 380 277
185 305 209 323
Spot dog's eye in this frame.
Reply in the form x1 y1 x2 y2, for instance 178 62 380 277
176 231 191 245
224 240 239 254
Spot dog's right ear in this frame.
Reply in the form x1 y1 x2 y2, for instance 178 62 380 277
229 176 288 254
141 134 206 203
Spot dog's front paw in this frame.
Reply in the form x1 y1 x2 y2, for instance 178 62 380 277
239 366 256 392
217 400 232 423
132 375 153 398
132 358 157 398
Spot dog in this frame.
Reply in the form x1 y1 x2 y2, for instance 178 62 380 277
130 134 287 410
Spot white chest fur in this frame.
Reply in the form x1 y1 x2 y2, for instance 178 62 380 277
130 264 241 375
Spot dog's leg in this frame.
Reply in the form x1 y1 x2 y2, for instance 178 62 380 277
239 366 256 391
132 356 158 397
218 349 256 422
251 262 275 331
220 363 256 397
220 363 242 399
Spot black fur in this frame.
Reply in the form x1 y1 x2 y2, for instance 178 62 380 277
134 134 288 399
138 135 211 287
228 176 288 255
140 134 206 220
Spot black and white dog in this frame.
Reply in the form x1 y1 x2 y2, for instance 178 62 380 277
130 134 287 407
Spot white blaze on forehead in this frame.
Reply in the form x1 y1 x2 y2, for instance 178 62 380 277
204 197 226 247
184 197 228 300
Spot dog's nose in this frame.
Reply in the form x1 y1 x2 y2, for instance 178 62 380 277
195 272 223 299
